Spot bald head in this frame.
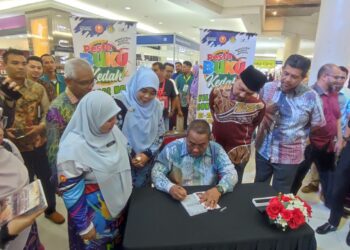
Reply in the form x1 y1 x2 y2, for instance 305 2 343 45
64 58 93 79
64 58 94 99
317 63 342 90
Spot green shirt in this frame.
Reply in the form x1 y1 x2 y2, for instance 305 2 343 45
175 73 194 107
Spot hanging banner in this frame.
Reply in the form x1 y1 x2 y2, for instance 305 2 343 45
70 16 136 96
197 29 257 122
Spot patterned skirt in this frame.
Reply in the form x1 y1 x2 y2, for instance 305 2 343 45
67 185 125 250
24 223 44 250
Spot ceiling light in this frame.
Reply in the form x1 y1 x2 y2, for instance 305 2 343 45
210 19 215 22
272 11 277 16
53 0 161 33
0 0 46 10
158 22 163 25
56 14 62 17
125 6 131 10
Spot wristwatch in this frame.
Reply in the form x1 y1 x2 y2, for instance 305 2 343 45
216 185 224 195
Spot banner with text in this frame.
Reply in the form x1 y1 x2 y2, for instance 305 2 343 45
70 16 136 96
197 29 257 122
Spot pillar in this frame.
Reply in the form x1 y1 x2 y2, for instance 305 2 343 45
309 0 350 84
282 34 300 62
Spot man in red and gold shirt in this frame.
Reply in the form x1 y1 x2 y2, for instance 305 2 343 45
210 65 267 183
292 64 343 206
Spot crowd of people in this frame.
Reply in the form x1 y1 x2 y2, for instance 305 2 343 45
1 47 350 249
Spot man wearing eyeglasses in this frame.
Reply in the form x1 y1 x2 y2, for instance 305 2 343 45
46 58 94 190
152 119 238 208
292 64 343 206
335 67 350 135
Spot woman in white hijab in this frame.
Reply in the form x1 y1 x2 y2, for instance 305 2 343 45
114 67 165 187
57 91 132 250
0 109 44 250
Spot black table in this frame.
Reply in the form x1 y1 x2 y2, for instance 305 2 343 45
123 183 316 250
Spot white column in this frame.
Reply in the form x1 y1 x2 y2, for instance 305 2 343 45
283 34 300 62
276 48 284 61
309 0 350 84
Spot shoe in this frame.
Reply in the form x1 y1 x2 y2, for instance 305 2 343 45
346 231 350 246
301 183 319 193
316 222 337 235
45 211 65 224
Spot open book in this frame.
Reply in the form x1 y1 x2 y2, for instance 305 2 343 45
181 192 221 216
0 179 48 226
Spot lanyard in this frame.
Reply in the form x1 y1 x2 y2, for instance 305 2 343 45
157 80 166 98
183 74 192 84
55 82 60 96
51 78 59 96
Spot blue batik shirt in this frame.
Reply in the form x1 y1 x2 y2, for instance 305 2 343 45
338 88 350 135
151 138 238 193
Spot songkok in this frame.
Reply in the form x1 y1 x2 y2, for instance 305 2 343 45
240 65 267 92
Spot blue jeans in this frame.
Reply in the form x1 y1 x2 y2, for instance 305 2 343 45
255 153 299 194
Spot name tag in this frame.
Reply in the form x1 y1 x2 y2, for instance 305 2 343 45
159 96 169 109
183 84 189 93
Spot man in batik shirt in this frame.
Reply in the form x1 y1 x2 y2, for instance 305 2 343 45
255 54 325 194
46 58 94 188
152 119 237 208
210 65 267 184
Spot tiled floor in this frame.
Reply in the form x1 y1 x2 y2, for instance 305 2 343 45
36 152 350 249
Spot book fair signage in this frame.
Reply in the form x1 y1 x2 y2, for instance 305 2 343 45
70 16 136 96
197 29 257 122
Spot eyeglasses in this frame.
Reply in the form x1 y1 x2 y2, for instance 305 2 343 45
186 139 208 150
72 78 96 86
0 116 8 129
327 74 345 80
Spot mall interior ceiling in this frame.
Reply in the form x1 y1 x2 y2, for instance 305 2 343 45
0 0 321 58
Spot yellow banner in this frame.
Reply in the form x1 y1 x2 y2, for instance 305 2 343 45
254 60 276 69
30 17 49 56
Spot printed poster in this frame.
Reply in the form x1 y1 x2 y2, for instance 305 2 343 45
70 16 136 96
197 29 257 122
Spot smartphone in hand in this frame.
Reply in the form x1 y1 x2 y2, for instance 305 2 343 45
0 77 22 100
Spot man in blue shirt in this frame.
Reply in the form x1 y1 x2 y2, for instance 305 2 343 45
171 61 182 80
152 119 238 208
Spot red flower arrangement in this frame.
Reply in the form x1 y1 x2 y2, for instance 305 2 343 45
266 193 312 231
